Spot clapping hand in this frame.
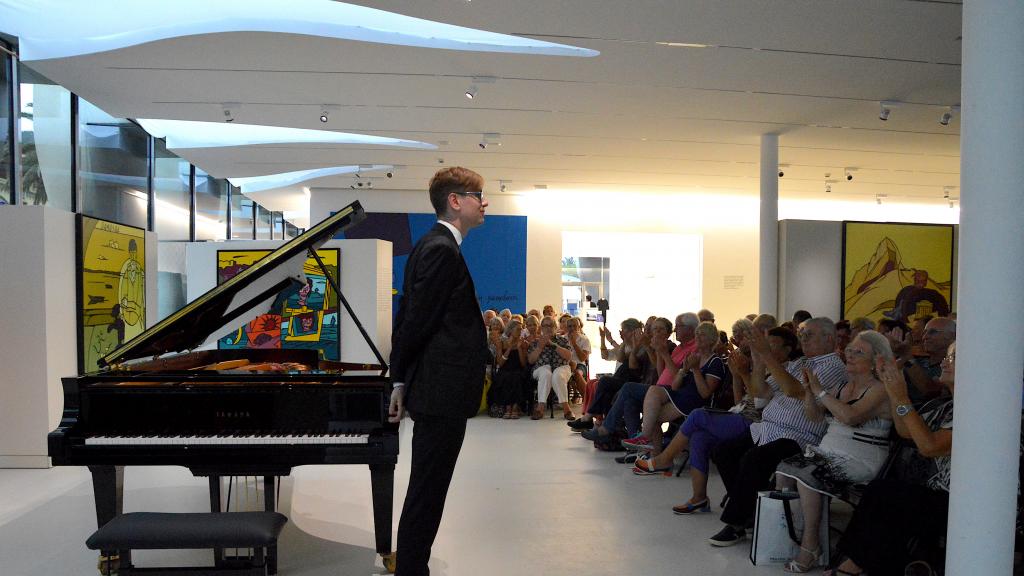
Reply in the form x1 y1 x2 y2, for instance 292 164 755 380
877 356 911 403
747 327 771 358
802 366 823 395
684 352 702 371
884 327 912 358
728 350 751 376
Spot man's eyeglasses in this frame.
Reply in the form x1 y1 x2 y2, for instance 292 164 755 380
455 191 484 202
797 330 817 341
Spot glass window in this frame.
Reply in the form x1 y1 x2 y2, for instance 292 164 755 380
19 63 72 210
0 49 10 204
272 212 284 240
152 138 190 240
194 167 228 241
78 97 149 228
230 187 255 240
256 204 272 240
284 222 298 240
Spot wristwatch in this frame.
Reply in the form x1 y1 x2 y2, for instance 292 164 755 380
895 403 914 417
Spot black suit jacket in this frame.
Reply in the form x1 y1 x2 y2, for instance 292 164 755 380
390 223 488 419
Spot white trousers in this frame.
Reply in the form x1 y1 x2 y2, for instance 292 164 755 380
533 364 572 404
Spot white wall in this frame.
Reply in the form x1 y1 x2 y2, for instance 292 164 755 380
311 188 762 327
184 239 392 364
0 206 157 467
778 220 844 321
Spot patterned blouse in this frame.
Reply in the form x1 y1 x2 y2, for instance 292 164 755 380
530 335 571 370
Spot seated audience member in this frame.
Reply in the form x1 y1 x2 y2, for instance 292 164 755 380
493 319 529 419
745 313 758 321
581 317 677 442
889 317 955 405
698 308 716 323
634 328 800 514
511 313 525 326
780 320 797 335
527 316 574 420
792 309 812 327
850 316 876 337
877 317 909 335
542 304 557 319
774 330 894 572
569 318 646 431
825 344 956 576
523 314 540 340
565 316 592 401
633 321 725 455
588 313 698 445
909 314 933 347
486 316 505 382
706 317 847 547
527 308 541 320
499 308 513 325
483 309 497 325
835 319 852 361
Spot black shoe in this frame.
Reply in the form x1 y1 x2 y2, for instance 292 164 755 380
708 525 746 547
581 427 608 442
568 418 594 431
614 453 639 465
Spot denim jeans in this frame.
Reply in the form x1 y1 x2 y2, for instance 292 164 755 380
601 381 650 438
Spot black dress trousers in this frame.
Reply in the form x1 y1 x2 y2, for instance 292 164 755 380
394 412 468 576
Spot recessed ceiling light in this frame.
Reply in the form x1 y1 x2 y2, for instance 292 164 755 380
534 184 547 190
228 164 393 194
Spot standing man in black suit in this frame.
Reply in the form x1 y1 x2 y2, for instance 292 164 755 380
388 166 489 576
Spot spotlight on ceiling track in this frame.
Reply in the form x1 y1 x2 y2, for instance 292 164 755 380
878 102 891 121
320 104 340 124
465 76 496 99
939 105 960 126
499 180 507 192
221 102 241 123
876 193 887 205
844 167 856 181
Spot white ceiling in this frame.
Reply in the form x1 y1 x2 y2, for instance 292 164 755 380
25 0 964 221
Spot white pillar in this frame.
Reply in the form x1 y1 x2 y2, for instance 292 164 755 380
947 1 1024 573
759 134 779 316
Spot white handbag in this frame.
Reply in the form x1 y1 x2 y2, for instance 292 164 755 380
750 490 830 566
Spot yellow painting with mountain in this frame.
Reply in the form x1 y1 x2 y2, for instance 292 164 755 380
842 222 953 323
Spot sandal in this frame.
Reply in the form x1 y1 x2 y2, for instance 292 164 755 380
783 546 820 573
671 498 711 515
632 454 672 476
531 405 544 420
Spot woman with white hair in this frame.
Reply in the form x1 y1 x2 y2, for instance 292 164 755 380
773 330 894 572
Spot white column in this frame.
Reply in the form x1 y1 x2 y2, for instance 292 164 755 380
759 134 779 316
947 1 1024 574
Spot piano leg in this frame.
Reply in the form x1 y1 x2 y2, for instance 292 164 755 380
369 463 396 573
264 475 278 576
89 465 127 574
208 476 224 568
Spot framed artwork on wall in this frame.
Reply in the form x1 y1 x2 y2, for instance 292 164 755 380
841 221 954 324
215 248 341 361
77 215 147 372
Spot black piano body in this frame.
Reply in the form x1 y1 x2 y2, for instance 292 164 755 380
47 201 398 573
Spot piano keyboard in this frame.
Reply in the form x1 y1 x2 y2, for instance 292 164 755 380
85 433 369 446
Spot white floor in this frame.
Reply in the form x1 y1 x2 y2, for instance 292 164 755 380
0 416 798 576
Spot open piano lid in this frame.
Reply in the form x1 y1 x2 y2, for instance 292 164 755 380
99 200 379 369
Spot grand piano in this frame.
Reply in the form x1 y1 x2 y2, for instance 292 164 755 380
48 201 399 574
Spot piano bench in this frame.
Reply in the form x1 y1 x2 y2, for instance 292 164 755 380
86 511 287 576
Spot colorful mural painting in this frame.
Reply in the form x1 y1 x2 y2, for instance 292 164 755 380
335 212 527 315
78 215 146 372
842 222 954 324
216 249 340 360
